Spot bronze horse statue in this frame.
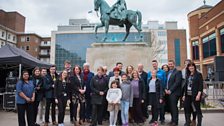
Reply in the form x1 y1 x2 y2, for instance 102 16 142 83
94 0 142 42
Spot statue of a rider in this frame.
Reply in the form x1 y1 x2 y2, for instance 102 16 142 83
108 0 127 21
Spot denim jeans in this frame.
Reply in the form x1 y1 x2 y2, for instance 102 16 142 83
121 100 130 124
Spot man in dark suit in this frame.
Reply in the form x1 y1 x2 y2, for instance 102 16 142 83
138 63 148 120
165 60 182 126
43 65 58 126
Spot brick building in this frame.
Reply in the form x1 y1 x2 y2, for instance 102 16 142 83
0 9 51 63
0 9 25 47
167 29 187 70
188 1 224 78
16 34 51 63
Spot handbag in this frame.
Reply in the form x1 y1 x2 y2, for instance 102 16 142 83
201 92 208 101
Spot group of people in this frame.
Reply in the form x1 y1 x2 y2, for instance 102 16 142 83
16 59 204 126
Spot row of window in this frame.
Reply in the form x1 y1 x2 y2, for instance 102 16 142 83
1 31 16 41
21 46 30 51
192 27 224 60
158 31 167 36
20 36 30 42
20 46 39 52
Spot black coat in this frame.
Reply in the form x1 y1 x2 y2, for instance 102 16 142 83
90 75 108 104
140 71 148 87
167 68 182 96
32 76 44 101
70 74 85 96
54 79 70 100
146 78 163 102
184 71 203 100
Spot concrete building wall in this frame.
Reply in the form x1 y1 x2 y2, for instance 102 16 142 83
0 26 17 47
40 37 51 63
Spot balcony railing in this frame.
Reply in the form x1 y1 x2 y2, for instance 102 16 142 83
39 52 50 55
40 42 51 47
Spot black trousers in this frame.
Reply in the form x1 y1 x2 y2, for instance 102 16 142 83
85 96 92 120
58 97 67 124
159 103 165 121
142 95 149 119
102 98 109 120
184 95 202 126
17 103 34 126
151 105 159 122
69 95 74 121
149 93 159 122
169 94 179 124
130 98 144 123
33 100 40 123
91 104 103 125
45 98 56 123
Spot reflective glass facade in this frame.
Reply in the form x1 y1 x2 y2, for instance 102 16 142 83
192 40 199 60
55 32 150 71
202 33 216 58
220 28 224 53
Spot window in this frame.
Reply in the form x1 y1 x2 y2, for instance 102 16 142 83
26 36 30 42
47 49 50 54
220 28 224 53
26 46 29 50
158 40 166 45
44 41 47 44
2 32 4 37
202 32 216 58
21 37 25 42
1 41 5 46
174 39 181 66
7 34 11 39
13 36 16 41
35 48 38 52
158 31 166 36
192 41 199 60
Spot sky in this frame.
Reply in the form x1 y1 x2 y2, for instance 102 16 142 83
0 0 221 37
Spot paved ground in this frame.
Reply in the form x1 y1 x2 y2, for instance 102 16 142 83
0 110 223 126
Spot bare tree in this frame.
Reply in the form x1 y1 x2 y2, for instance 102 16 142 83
150 30 166 61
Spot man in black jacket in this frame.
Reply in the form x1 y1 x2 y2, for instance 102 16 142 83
165 60 182 126
138 63 148 120
43 65 58 126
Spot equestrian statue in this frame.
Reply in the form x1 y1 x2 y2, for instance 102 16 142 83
94 0 142 42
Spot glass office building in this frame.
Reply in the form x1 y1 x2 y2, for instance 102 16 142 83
55 32 150 71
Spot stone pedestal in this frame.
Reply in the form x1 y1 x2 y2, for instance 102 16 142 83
86 42 153 72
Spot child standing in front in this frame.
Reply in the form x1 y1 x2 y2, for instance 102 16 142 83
106 80 122 126
120 73 133 126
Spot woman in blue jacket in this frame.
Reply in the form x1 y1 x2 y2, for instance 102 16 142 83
16 70 35 126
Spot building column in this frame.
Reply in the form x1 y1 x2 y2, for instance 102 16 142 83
198 37 204 77
215 28 221 56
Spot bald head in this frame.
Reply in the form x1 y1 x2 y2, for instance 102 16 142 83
138 63 144 72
